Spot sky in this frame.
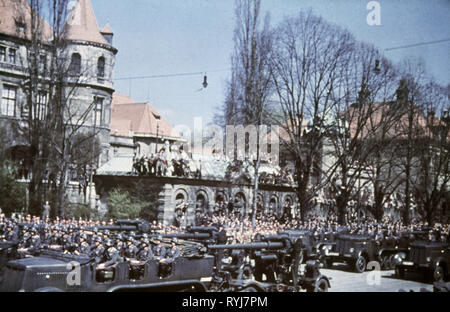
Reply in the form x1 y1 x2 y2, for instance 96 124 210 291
90 0 450 130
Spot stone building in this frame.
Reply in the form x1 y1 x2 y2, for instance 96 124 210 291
0 0 117 172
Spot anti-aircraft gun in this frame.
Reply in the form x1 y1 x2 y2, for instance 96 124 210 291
207 234 331 292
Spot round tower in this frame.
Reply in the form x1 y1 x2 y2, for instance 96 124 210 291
63 0 118 166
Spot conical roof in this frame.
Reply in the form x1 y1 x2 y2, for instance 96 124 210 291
63 0 110 45
0 0 52 41
100 23 113 34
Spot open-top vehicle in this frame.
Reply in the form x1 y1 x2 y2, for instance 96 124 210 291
395 240 450 282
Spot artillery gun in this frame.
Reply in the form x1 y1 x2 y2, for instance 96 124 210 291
208 234 331 292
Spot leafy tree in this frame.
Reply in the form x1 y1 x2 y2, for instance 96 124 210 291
106 188 142 220
0 164 27 216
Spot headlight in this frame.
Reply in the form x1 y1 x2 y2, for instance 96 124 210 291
426 257 431 263
349 248 354 253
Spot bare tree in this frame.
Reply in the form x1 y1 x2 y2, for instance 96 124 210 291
221 0 273 226
268 10 356 222
410 80 449 224
15 0 103 217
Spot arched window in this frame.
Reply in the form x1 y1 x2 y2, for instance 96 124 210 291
97 56 105 79
69 53 81 75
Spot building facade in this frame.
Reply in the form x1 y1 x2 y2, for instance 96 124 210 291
0 0 117 172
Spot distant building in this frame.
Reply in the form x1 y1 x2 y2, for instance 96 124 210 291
0 0 117 170
109 93 184 158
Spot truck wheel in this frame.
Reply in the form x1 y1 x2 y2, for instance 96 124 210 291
395 266 405 279
354 256 366 273
433 265 445 282
315 279 329 292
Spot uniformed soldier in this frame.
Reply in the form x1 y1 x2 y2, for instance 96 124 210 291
124 237 138 260
158 238 180 277
76 234 91 255
152 236 166 260
164 238 181 262
98 239 119 269
2 223 18 242
91 236 105 262
137 239 154 262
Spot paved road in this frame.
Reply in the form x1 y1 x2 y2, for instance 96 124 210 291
317 263 433 292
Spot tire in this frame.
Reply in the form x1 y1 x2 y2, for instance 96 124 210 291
315 279 329 292
354 256 367 273
395 266 405 279
433 265 445 282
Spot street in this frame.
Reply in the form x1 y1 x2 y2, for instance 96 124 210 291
317 263 433 292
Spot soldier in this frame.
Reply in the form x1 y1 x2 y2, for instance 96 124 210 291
124 237 138 260
115 233 125 257
76 234 91 255
2 223 18 242
159 238 180 277
91 237 105 263
164 238 181 262
137 239 154 262
173 208 184 228
152 236 166 260
18 228 41 258
42 201 51 221
98 239 119 269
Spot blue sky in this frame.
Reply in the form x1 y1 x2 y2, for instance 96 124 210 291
90 0 450 129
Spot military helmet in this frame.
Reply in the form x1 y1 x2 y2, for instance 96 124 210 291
105 239 113 247
171 237 178 244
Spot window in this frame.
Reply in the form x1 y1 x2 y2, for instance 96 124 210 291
0 46 6 62
1 86 17 117
8 48 16 64
97 57 105 79
34 91 47 120
93 97 103 126
39 54 47 74
69 53 81 75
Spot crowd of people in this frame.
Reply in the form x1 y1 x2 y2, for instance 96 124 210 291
1 207 449 273
132 142 201 179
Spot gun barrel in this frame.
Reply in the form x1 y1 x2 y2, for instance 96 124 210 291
148 233 211 239
187 226 218 234
208 241 284 250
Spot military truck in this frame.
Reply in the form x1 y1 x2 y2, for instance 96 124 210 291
394 240 450 282
0 241 217 292
319 233 412 273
